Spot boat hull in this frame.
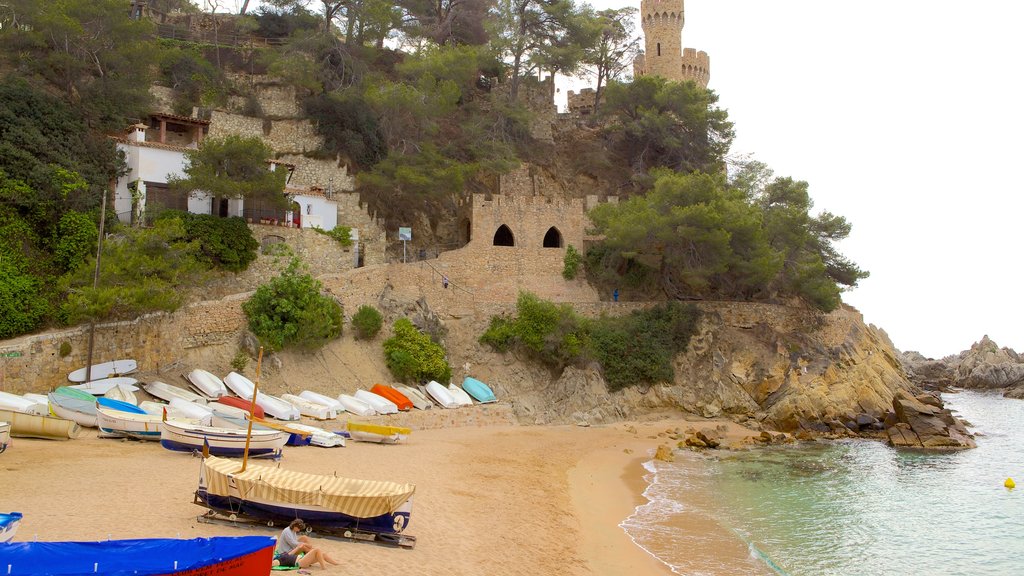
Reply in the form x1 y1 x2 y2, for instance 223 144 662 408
67 358 138 382
338 394 375 416
0 409 81 440
354 389 398 414
0 512 23 543
196 491 412 535
160 422 286 459
145 381 208 405
48 394 98 428
217 396 264 418
370 384 414 411
462 376 497 403
68 377 139 395
424 381 459 408
0 423 10 453
186 369 228 398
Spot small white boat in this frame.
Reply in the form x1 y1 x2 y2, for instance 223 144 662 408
103 383 138 405
223 371 255 398
185 369 228 398
210 403 248 419
170 398 214 425
281 394 337 420
346 422 410 445
0 391 47 416
96 406 193 441
0 422 10 453
354 389 398 415
145 381 208 405
160 420 287 458
48 392 98 428
393 384 432 411
255 393 301 421
424 381 458 409
22 393 50 405
338 394 375 417
448 383 474 407
68 377 139 396
298 390 345 413
286 423 346 447
68 359 137 383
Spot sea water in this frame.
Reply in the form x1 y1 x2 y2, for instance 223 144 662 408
622 391 1024 576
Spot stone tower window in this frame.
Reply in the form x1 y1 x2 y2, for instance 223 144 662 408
657 42 661 57
542 227 563 248
493 224 515 246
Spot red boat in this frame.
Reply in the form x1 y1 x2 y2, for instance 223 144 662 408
218 395 265 419
371 384 414 411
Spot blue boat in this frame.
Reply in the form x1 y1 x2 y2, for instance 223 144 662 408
461 377 497 404
96 397 148 414
0 535 275 575
1 511 22 543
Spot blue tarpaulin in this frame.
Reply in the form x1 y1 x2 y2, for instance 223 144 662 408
0 535 275 575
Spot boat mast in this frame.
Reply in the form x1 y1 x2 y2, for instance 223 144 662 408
240 347 263 473
84 183 109 383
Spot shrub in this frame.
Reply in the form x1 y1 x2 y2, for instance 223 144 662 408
51 210 98 274
155 211 258 272
231 350 249 373
242 259 344 352
59 341 72 358
0 259 49 338
383 318 451 383
312 225 353 248
562 244 582 280
351 305 383 340
479 292 588 372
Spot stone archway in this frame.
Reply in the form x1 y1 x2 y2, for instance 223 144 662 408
493 224 515 246
542 226 563 248
459 217 472 245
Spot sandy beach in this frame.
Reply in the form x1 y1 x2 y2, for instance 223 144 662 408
0 415 756 575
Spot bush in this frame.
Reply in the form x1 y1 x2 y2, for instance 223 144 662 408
155 211 258 272
51 210 98 274
351 305 383 340
231 350 249 373
562 244 582 280
242 259 344 352
312 225 353 248
479 292 588 372
0 259 50 338
383 318 451 383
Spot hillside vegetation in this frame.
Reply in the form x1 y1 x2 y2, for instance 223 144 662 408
0 0 866 344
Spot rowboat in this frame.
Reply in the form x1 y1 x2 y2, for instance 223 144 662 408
448 383 474 407
281 393 337 420
96 405 194 441
103 383 138 405
161 420 287 459
370 384 414 411
0 422 10 454
223 373 300 420
298 390 345 412
461 376 497 403
68 376 139 395
392 384 433 410
0 409 81 440
217 395 265 419
338 394 376 416
0 391 47 416
54 386 96 402
186 369 228 398
0 511 22 543
355 389 398 414
223 371 255 398
170 398 214 423
1 535 276 575
145 381 208 405
424 381 459 408
195 455 415 538
21 393 49 405
48 391 98 428
286 422 346 447
67 358 137 382
347 421 411 445
97 396 148 414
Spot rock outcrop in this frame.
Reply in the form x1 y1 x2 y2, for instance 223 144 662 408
902 336 1024 395
885 392 975 450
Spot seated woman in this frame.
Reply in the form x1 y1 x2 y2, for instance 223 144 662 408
275 518 341 569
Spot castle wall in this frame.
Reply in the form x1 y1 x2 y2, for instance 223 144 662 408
638 0 711 88
467 193 586 252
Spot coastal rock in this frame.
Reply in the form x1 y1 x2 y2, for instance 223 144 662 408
654 444 675 462
886 392 975 450
902 336 1024 393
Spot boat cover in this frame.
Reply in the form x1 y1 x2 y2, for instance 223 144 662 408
202 455 416 519
0 535 274 575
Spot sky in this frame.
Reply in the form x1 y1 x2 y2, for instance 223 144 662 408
559 0 1024 358
237 1 1024 357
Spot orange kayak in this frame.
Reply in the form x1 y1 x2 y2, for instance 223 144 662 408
370 384 413 411
218 395 265 419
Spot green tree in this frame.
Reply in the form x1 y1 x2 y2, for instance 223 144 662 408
155 211 259 272
399 0 491 45
242 259 344 351
351 304 383 339
51 210 98 274
580 7 639 114
383 317 452 383
169 136 289 208
0 259 50 338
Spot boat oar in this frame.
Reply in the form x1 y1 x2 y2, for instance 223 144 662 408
240 347 264 473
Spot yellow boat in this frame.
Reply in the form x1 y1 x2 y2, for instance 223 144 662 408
346 421 411 444
0 409 82 440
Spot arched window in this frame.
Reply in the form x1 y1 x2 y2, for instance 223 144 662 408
542 227 563 248
493 224 515 246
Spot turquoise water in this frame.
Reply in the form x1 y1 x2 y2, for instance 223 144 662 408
623 391 1024 575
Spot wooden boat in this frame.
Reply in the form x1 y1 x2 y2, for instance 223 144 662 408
223 371 255 398
67 358 137 382
48 391 98 428
0 409 81 440
461 376 497 403
448 383 474 407
195 455 415 538
0 511 22 543
103 383 138 405
95 405 194 441
97 396 148 414
424 381 459 409
217 395 265 419
68 376 139 395
170 398 214 424
1 535 276 575
140 400 211 427
281 393 337 420
355 388 398 414
347 421 411 445
185 369 228 398
145 381 208 405
161 420 287 459
286 422 346 447
223 373 299 421
338 393 376 416
0 422 10 454
393 384 433 410
370 384 414 411
0 391 47 416
299 390 345 412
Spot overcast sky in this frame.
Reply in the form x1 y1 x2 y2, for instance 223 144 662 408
562 0 1024 358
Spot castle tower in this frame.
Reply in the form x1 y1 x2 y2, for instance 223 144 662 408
634 0 710 88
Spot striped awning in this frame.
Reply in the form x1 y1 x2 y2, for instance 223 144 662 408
202 456 415 519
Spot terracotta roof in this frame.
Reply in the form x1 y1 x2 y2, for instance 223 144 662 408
110 136 192 153
150 112 211 126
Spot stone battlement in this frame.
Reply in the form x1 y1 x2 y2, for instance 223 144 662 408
635 0 710 88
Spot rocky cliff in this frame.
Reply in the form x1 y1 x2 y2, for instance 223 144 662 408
901 335 1024 399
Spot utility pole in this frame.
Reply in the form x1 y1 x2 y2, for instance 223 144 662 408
85 184 108 383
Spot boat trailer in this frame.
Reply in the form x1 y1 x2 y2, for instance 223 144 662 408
193 495 416 549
